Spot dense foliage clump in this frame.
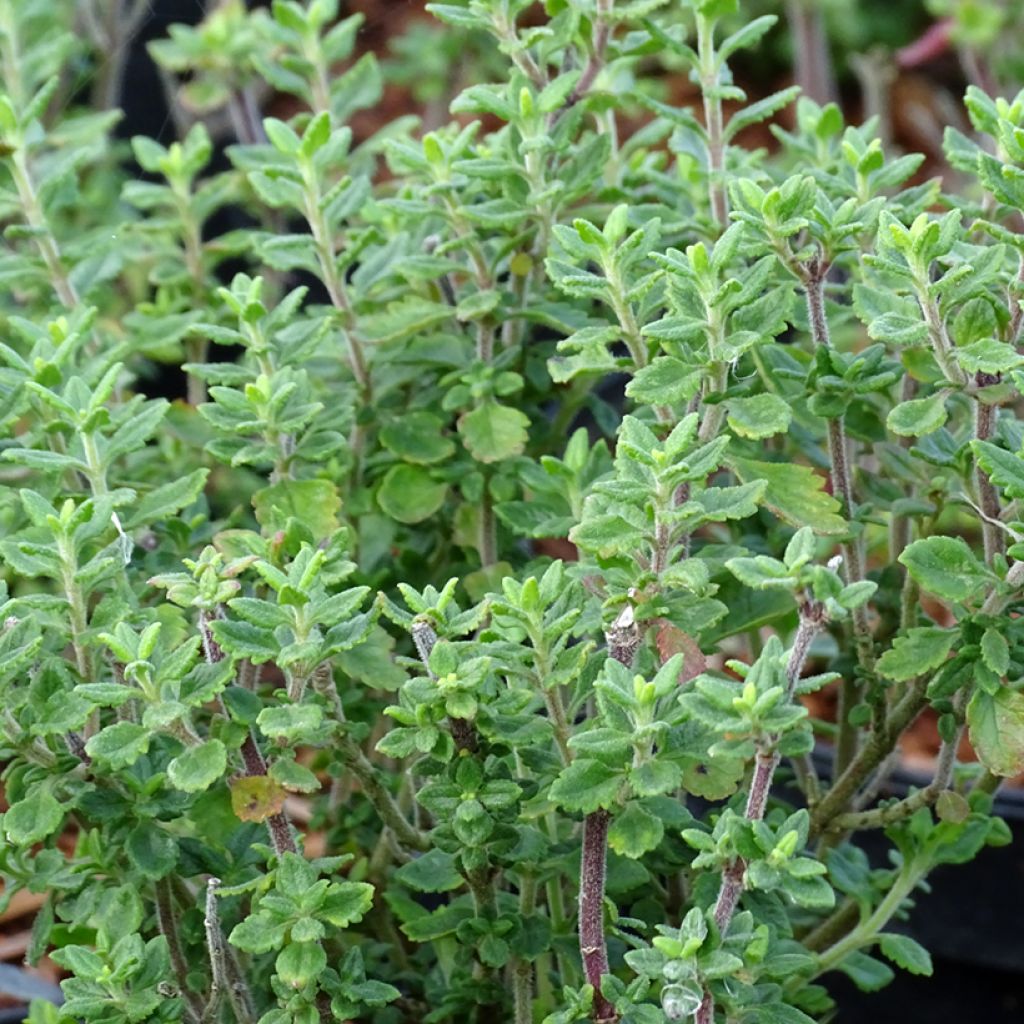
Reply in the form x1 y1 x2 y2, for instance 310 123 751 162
0 2 1022 1023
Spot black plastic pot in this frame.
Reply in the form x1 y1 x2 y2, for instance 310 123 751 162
807 748 1024 1023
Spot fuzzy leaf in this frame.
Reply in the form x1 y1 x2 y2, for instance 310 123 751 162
85 722 150 769
967 688 1024 777
380 412 455 465
607 802 664 859
276 942 327 987
899 536 990 603
726 394 793 439
972 441 1024 499
125 825 178 879
625 357 701 405
257 704 323 742
458 401 530 463
878 934 933 976
126 469 208 528
549 759 623 813
728 456 846 534
886 395 948 437
395 850 463 893
3 791 63 845
167 739 227 792
253 479 342 538
981 627 1010 676
377 464 448 524
876 628 958 682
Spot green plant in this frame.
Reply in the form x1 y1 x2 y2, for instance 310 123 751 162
1 1 1022 1023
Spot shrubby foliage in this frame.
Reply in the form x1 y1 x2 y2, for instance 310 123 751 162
0 1 1021 1023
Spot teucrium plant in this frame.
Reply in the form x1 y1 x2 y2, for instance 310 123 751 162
0 1 1022 1023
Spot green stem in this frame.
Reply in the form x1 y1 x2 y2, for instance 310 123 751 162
9 149 79 309
313 666 428 850
696 361 728 443
813 867 920 977
801 897 858 953
974 389 1004 564
696 12 727 230
512 873 539 1024
479 483 498 568
916 276 966 387
804 270 875 775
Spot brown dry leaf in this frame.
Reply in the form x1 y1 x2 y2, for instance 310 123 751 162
655 620 706 684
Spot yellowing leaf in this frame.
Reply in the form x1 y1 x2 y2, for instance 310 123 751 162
230 775 288 822
967 688 1024 778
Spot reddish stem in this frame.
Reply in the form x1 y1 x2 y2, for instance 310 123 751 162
580 809 617 1023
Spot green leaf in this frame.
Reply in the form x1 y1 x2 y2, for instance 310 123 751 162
377 464 448 524
607 802 664 858
455 289 500 321
681 755 745 800
878 934 933 976
361 296 452 345
624 357 701 405
726 555 791 590
725 85 801 140
276 941 327 987
886 395 948 437
549 759 623 813
739 1004 817 1024
319 881 374 927
167 739 227 792
981 627 1010 676
876 628 958 682
972 441 1024 499
253 479 342 538
126 468 208 528
3 791 63 845
728 456 846 534
955 339 1024 374
85 722 150 769
270 757 321 793
839 951 895 992
394 849 463 893
725 394 793 439
458 401 530 463
212 620 279 663
899 536 991 603
380 412 455 465
967 688 1024 777
257 705 323 742
125 824 178 880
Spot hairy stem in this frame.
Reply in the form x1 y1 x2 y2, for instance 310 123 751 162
974 387 1004 564
155 879 204 1024
785 0 837 105
810 678 929 835
826 717 962 832
804 270 875 774
579 810 616 1023
696 13 727 229
512 874 539 1024
199 610 297 856
813 867 921 978
716 610 822 899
